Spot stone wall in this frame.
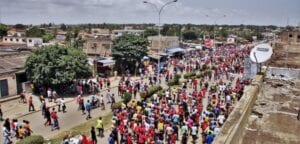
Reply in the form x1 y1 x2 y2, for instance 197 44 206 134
213 75 263 144
266 67 300 80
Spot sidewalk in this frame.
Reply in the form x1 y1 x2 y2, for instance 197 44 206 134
0 76 138 120
0 76 143 143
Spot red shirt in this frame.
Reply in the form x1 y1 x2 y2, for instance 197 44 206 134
127 136 133 144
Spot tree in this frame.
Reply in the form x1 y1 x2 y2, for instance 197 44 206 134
112 34 148 74
14 24 26 29
26 26 45 37
0 24 8 37
25 45 92 91
143 29 158 38
60 24 67 31
182 31 198 40
42 32 55 43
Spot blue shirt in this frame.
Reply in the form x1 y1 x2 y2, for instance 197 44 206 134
85 102 91 110
206 134 214 144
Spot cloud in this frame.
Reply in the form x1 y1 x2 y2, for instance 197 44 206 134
0 0 299 26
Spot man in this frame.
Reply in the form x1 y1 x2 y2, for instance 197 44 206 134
91 126 97 144
2 127 11 144
110 94 116 109
85 100 92 120
96 117 104 137
28 96 35 112
106 89 111 103
51 108 59 131
47 88 52 102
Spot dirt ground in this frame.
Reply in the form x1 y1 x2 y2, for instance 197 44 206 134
241 79 300 144
268 43 300 68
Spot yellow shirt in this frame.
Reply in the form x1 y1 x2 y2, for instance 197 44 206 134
96 119 103 129
158 122 164 131
137 106 142 113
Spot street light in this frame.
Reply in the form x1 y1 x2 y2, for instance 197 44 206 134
143 0 178 73
206 14 226 48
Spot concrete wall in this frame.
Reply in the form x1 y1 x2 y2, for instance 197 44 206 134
0 74 17 97
213 75 263 144
266 67 300 80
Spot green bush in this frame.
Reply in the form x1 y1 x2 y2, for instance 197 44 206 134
183 72 196 79
156 89 166 98
140 86 162 99
17 135 44 144
168 74 181 86
196 74 203 78
201 65 211 71
112 102 123 109
122 92 132 104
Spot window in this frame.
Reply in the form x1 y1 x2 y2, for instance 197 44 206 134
16 39 19 42
4 38 7 41
102 44 110 49
0 79 9 97
10 38 13 41
297 35 300 42
28 39 32 43
289 34 293 37
91 43 97 49
22 39 26 42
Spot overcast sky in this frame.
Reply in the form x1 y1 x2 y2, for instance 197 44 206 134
0 0 299 26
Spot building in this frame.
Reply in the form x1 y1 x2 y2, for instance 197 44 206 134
148 36 179 52
91 28 110 36
7 28 26 37
83 35 112 56
280 30 300 44
2 36 43 48
112 27 144 39
0 51 29 98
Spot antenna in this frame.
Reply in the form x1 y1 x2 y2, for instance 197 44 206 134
250 43 273 63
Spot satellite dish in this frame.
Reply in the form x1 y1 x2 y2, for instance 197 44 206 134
250 43 273 63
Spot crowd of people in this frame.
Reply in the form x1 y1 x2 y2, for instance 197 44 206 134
2 44 252 144
102 45 250 144
2 118 33 144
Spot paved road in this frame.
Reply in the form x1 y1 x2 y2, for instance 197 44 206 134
0 66 242 144
0 77 139 142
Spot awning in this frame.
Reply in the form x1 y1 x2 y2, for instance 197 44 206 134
97 59 115 66
166 47 185 54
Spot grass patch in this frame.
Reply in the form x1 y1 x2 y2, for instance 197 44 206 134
47 112 114 144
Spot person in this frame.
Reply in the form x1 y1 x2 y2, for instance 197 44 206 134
2 127 11 144
62 99 66 113
52 90 58 102
110 94 116 109
108 133 114 144
19 92 26 103
18 125 24 139
51 108 59 131
100 95 105 110
80 98 86 115
91 126 97 144
96 117 104 137
47 88 52 102
0 105 3 121
44 107 51 126
181 132 187 144
28 96 35 112
86 100 92 120
106 90 111 103
23 120 32 137
57 98 66 113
